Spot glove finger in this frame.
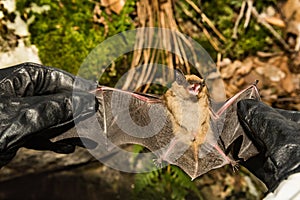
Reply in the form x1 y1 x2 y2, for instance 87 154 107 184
0 90 97 152
51 142 76 154
26 137 97 153
54 137 98 149
238 99 300 192
24 136 76 154
237 99 300 149
274 108 300 124
0 62 96 97
41 91 98 134
0 93 74 151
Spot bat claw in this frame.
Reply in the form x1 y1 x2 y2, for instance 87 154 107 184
153 158 164 169
231 160 240 173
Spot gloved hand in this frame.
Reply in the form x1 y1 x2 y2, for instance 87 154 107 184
0 62 98 167
237 99 300 192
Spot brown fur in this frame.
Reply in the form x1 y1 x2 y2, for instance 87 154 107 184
163 75 211 162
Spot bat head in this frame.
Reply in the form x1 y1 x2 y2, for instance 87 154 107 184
185 75 207 98
171 71 208 101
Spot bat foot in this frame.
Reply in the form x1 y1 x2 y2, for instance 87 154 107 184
153 158 162 168
213 144 240 172
153 158 167 169
230 160 240 173
224 155 240 173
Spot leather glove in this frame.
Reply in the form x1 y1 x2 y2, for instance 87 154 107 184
237 99 300 192
0 62 98 167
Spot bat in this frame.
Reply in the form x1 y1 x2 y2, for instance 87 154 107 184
52 71 260 179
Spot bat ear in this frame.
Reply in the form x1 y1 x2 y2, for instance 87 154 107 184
174 69 188 87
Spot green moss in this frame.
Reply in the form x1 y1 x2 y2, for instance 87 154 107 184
177 0 280 60
201 0 274 59
17 0 135 74
134 166 203 200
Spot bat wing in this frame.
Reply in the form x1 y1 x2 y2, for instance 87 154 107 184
51 86 178 171
95 86 175 152
216 83 260 161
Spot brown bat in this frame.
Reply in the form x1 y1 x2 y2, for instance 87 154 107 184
52 71 260 179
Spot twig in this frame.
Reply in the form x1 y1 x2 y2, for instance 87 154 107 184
256 51 284 58
232 1 246 39
184 0 226 42
231 0 290 51
295 32 300 51
216 52 222 69
244 0 253 28
177 1 220 51
251 7 290 51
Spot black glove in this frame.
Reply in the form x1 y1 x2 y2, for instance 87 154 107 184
0 62 98 167
237 99 300 192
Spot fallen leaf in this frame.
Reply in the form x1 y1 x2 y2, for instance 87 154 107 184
101 0 126 14
255 65 285 82
278 56 294 92
236 57 253 75
264 16 285 27
220 60 242 79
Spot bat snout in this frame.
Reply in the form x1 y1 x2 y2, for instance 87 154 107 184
188 83 202 96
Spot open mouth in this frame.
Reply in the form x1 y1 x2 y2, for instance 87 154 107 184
188 84 201 96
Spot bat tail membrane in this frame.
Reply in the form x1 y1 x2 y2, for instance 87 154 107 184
156 131 193 164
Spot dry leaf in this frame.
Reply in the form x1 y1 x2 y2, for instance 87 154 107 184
279 56 294 92
236 57 253 75
220 60 242 79
281 0 300 50
220 53 300 111
255 65 285 82
264 16 285 27
93 3 109 36
101 0 126 14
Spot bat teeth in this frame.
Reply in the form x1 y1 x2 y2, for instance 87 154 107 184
188 84 201 96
